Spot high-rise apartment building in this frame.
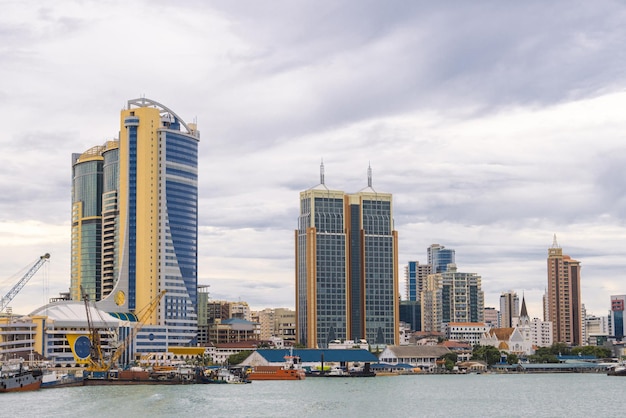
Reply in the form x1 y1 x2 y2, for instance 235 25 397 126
421 264 484 332
405 261 431 301
499 291 520 328
610 295 625 341
405 244 454 302
71 98 200 348
546 235 583 346
295 164 399 348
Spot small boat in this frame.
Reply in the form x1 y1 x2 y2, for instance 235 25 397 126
41 370 84 388
0 360 43 393
607 362 626 376
201 367 251 384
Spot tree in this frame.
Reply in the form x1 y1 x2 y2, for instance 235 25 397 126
471 345 501 366
227 350 253 365
440 352 458 371
506 353 519 365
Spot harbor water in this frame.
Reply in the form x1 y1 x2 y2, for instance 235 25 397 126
2 373 624 417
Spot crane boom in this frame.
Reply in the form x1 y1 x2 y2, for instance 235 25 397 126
0 253 50 312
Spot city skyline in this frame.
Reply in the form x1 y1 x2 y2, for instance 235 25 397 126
2 1 626 319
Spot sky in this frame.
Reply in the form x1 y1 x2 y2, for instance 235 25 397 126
1 0 626 319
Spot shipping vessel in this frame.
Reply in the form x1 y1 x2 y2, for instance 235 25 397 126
0 360 43 393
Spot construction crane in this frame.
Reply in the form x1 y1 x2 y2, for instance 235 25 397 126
0 253 50 313
82 289 167 372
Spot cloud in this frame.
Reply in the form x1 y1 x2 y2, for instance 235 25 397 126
1 0 626 317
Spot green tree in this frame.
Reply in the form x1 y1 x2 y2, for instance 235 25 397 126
471 345 501 366
227 350 253 365
440 352 458 371
506 353 519 365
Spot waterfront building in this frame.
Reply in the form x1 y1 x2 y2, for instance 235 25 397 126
378 345 451 371
480 326 533 356
499 291 519 328
295 164 399 348
484 307 499 328
71 98 200 348
421 264 484 332
0 316 38 359
610 295 626 341
546 236 583 346
441 340 473 362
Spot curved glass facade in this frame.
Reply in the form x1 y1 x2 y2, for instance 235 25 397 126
71 156 103 301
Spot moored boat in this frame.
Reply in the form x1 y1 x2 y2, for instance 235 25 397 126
607 362 626 376
247 354 306 381
0 360 43 393
41 370 84 389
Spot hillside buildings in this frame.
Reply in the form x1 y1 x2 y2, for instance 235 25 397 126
295 164 399 348
546 236 583 346
70 98 200 348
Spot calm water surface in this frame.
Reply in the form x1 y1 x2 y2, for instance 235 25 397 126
2 373 624 417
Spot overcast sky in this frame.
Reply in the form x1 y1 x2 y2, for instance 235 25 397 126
1 1 625 319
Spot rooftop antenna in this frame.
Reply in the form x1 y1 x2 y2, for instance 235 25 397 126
320 159 325 185
552 234 560 248
367 162 372 188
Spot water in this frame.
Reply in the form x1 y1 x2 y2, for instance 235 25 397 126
2 373 624 417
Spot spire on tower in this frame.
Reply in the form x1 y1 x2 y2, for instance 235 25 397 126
520 295 529 318
367 162 372 188
320 159 325 185
552 234 560 248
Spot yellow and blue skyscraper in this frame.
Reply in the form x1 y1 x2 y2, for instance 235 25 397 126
71 98 200 348
295 163 399 348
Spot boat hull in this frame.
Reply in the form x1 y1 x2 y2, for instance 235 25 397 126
0 372 42 393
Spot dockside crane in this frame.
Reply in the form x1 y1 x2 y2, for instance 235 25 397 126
82 289 167 372
0 253 50 313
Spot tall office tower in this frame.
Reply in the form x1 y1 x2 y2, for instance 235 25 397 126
427 244 455 274
295 164 399 348
421 264 484 332
405 261 431 301
546 235 583 346
71 146 105 301
71 98 200 347
610 295 625 341
499 291 520 328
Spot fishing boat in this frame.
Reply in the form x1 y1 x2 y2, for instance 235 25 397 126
0 360 43 393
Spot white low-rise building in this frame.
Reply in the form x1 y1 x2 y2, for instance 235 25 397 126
378 345 451 371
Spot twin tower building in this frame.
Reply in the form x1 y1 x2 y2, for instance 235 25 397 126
72 98 399 349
